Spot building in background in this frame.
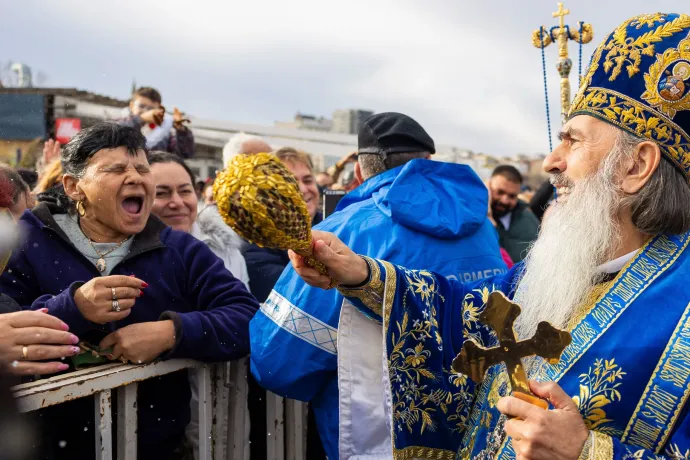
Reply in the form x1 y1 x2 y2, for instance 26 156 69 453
0 87 126 167
0 88 358 179
331 109 374 134
0 87 546 184
274 112 333 132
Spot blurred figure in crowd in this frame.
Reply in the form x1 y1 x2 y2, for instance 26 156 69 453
195 180 206 202
34 144 69 209
0 167 33 220
117 86 195 158
0 370 37 460
35 138 61 178
0 122 257 459
529 179 556 221
488 165 540 262
315 171 334 189
33 159 63 195
202 181 215 207
14 169 37 191
325 151 357 185
222 132 272 167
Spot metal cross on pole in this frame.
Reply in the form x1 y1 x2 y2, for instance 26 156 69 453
452 292 571 409
532 2 594 125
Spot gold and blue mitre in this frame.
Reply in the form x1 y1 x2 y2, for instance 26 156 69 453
570 13 690 179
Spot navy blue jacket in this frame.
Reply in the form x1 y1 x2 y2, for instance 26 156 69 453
0 203 259 454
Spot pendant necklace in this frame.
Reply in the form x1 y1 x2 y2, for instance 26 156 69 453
79 221 131 273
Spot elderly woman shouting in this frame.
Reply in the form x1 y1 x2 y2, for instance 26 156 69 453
0 122 259 459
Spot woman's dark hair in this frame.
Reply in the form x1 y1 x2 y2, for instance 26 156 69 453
61 122 147 179
147 151 196 185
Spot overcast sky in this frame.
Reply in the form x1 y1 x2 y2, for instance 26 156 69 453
1 0 683 155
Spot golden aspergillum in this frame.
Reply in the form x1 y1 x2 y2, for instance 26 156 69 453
213 152 328 274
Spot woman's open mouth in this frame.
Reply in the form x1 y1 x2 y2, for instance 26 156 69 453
121 195 144 216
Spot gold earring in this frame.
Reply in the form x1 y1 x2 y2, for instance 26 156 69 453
76 200 86 217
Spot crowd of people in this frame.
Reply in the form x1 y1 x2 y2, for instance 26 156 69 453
0 91 536 460
2 11 690 460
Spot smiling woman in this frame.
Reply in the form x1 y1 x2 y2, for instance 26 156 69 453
0 123 259 459
148 150 250 455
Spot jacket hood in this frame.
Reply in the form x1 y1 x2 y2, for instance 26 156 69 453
195 205 243 251
336 159 488 239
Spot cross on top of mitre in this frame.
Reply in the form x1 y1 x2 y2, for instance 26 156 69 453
452 292 572 394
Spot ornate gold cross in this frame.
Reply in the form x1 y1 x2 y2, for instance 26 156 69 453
452 292 571 409
532 2 593 125
552 2 570 31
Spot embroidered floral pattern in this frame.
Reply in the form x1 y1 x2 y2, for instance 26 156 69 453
603 14 690 80
572 358 626 437
461 285 500 345
630 14 668 30
623 444 690 459
388 268 472 437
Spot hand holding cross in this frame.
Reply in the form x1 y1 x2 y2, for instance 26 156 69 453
452 292 571 409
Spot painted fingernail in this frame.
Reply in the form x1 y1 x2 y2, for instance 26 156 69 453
70 346 80 354
141 282 149 288
57 363 69 371
139 290 144 297
129 274 135 277
70 334 79 344
61 323 69 331
39 308 49 313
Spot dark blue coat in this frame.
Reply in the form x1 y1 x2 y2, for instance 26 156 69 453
0 202 259 456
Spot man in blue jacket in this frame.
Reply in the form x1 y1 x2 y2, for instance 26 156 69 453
250 113 506 459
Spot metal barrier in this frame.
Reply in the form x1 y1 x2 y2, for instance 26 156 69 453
10 359 308 460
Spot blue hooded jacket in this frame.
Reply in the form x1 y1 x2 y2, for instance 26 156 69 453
249 159 506 459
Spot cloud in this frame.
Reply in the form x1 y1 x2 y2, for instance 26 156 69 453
0 0 684 155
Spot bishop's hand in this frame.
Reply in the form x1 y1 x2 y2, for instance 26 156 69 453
498 380 589 460
288 230 369 289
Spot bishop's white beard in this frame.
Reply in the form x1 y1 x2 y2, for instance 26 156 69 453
513 156 623 340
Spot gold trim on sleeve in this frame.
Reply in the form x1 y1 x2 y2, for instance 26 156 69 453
337 256 384 317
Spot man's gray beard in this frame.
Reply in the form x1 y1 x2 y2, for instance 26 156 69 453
512 163 622 340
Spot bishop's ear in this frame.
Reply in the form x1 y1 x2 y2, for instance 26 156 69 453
620 140 661 195
62 174 85 202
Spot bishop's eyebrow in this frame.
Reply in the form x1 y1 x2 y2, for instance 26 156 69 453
557 127 585 142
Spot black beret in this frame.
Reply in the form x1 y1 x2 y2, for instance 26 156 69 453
358 112 435 156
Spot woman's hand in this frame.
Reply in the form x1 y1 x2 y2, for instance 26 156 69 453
0 309 80 375
73 275 147 324
288 230 369 289
99 321 175 364
42 139 61 166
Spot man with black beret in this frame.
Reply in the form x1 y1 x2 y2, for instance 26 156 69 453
250 112 507 459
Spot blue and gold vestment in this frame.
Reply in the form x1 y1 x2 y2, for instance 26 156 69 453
342 231 690 459
339 12 690 459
